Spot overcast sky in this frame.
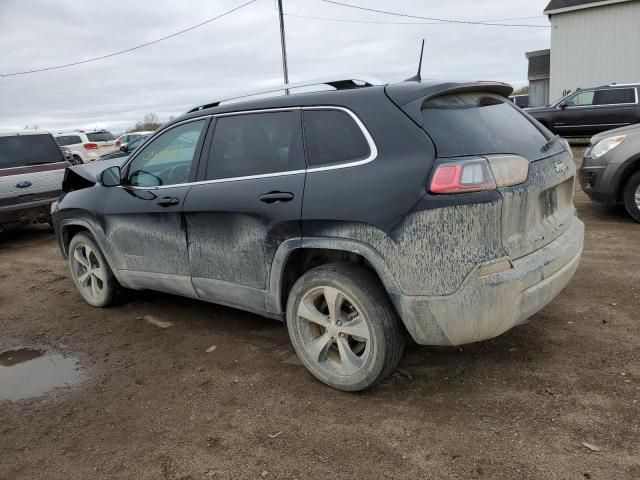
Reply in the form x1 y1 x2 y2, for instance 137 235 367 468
0 0 551 133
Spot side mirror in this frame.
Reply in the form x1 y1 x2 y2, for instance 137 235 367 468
99 166 122 187
120 145 127 152
559 102 568 110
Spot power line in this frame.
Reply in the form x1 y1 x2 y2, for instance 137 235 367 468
285 12 443 25
285 12 547 26
320 0 551 28
0 0 259 78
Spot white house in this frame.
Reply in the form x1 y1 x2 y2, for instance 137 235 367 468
544 0 640 103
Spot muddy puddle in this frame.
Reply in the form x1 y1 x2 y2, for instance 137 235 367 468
0 348 84 401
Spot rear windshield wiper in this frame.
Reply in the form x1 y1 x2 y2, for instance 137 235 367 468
541 135 559 152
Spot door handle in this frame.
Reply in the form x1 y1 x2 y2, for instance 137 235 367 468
258 191 294 204
157 196 180 207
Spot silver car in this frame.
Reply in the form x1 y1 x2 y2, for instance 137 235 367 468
580 123 640 222
0 130 68 232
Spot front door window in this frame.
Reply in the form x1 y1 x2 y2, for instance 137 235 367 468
127 120 206 187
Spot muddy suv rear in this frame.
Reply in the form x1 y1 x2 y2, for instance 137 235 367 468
384 83 583 346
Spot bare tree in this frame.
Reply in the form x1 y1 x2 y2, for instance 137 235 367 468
129 113 162 133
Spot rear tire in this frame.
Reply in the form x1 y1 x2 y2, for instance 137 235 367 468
68 233 120 307
72 155 83 165
622 171 640 223
286 263 405 391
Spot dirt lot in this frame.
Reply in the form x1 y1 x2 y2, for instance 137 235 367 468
1 148 639 479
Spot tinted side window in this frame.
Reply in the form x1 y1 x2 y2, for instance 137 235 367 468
593 88 636 105
127 120 205 187
87 132 116 142
0 134 65 168
56 135 82 146
566 91 594 106
303 110 370 167
206 111 303 180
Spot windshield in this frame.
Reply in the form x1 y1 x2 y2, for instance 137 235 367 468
128 135 147 150
421 92 549 160
0 134 65 169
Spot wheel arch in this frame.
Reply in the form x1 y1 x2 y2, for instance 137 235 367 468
57 219 125 286
267 237 402 317
616 154 640 202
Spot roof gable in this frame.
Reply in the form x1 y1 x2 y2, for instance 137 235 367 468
544 0 635 14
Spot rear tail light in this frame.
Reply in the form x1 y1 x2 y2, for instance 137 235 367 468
83 143 98 150
429 155 529 194
115 140 121 147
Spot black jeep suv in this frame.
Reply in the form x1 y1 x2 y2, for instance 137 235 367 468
52 77 584 391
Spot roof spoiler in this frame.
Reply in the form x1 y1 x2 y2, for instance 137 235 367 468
386 81 514 126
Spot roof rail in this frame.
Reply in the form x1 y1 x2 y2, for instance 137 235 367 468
608 82 640 87
187 75 384 113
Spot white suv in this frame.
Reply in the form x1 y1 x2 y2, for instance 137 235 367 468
55 130 119 164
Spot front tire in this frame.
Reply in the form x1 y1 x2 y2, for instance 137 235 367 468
286 263 405 391
622 171 640 223
68 233 120 307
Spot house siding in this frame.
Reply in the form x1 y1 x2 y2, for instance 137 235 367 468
549 0 640 102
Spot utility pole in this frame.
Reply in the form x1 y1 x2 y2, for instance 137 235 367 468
276 0 290 94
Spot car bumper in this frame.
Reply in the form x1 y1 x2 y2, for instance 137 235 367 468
579 153 621 205
0 197 57 229
394 217 584 346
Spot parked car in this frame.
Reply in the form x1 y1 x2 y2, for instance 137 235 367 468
509 94 529 108
52 76 583 391
527 83 640 136
580 123 640 222
117 131 154 148
98 134 149 161
0 130 69 232
55 130 120 164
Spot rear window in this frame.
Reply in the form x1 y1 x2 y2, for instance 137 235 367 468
593 88 636 105
87 132 115 142
0 134 65 169
421 93 548 160
56 135 82 146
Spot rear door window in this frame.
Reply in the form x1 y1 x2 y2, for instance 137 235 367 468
87 132 116 142
421 92 548 160
303 109 370 167
56 135 82 146
593 88 636 105
0 134 65 168
205 111 304 180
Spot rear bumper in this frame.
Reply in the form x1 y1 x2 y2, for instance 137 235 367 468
395 217 584 346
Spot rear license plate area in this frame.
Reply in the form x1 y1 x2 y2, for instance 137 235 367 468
540 186 558 218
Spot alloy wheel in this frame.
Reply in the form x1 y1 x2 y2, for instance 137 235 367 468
296 286 371 376
71 243 105 300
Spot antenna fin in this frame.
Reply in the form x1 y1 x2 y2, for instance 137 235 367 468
404 39 425 82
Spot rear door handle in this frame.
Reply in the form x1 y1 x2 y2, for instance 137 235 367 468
258 191 294 204
157 196 180 207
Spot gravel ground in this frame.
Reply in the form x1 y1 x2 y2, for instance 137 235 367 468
1 148 639 479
